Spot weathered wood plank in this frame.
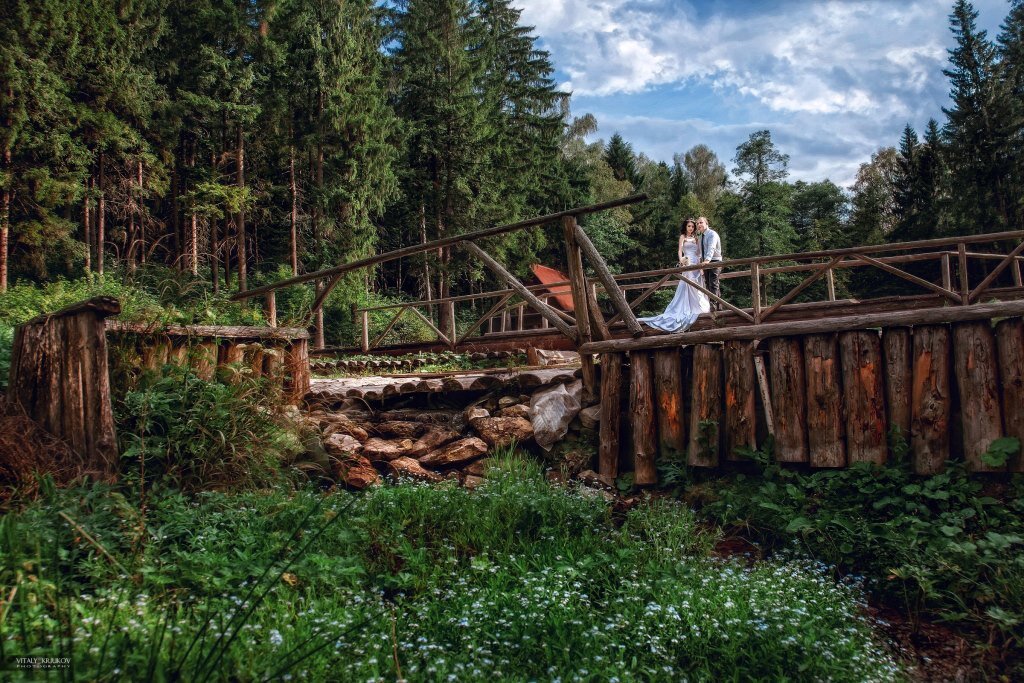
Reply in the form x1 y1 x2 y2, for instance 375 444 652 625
839 330 887 465
599 353 624 482
995 318 1024 472
882 327 912 441
768 337 808 462
723 340 757 460
952 321 1005 472
911 325 952 475
803 334 845 468
652 348 686 461
630 351 658 485
688 344 723 467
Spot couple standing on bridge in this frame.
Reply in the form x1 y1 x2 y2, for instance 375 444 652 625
639 216 723 333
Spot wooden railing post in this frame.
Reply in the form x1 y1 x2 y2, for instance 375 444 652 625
446 300 457 348
561 215 596 402
360 310 370 353
266 291 277 327
941 252 953 291
573 222 643 337
825 267 836 301
751 261 762 324
958 242 969 304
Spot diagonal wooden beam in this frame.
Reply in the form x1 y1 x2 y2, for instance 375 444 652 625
760 257 842 322
968 240 1024 303
853 253 962 304
369 306 407 350
674 274 755 323
406 305 451 346
464 242 579 343
457 292 514 344
573 223 644 337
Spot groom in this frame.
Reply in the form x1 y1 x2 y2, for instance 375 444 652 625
696 216 722 310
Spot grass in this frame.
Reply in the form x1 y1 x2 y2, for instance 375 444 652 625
0 457 900 681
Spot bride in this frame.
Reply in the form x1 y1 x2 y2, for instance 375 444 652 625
638 218 710 332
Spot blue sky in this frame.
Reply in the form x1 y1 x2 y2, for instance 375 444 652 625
514 0 1011 186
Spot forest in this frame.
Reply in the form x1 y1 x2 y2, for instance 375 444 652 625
2 0 1022 345
3 0 1024 680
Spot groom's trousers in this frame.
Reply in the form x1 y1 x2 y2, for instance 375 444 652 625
706 263 722 310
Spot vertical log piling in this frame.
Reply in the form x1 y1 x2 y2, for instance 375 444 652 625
723 340 757 459
652 348 686 461
911 325 952 474
630 351 658 485
688 343 723 467
839 330 887 465
768 337 808 462
995 318 1024 472
952 321 1005 472
803 334 845 468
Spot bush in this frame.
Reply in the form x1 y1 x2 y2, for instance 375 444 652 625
114 364 303 490
0 322 12 391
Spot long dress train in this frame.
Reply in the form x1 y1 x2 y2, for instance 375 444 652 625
638 237 710 332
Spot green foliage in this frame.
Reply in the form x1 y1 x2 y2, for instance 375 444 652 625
114 364 303 491
700 448 1024 660
0 322 12 390
0 462 899 680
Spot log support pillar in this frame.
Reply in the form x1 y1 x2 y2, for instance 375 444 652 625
996 318 1024 472
911 325 951 474
768 337 808 462
723 340 757 460
630 351 658 485
598 352 624 482
688 343 723 467
653 349 686 461
953 321 1005 472
882 327 912 442
839 330 887 465
803 334 845 468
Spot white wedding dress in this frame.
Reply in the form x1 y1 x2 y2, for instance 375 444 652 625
638 237 710 332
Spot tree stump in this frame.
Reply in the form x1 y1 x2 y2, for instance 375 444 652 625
839 330 887 465
630 351 658 485
953 321 1005 472
723 340 757 459
882 327 912 441
652 349 686 461
768 337 808 462
996 318 1024 472
911 325 951 475
7 297 121 479
803 334 845 468
688 343 723 467
599 352 624 482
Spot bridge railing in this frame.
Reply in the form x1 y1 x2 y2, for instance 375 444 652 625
350 229 1024 351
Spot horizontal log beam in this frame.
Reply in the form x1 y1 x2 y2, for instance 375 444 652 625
106 320 310 340
580 299 1024 354
232 194 649 301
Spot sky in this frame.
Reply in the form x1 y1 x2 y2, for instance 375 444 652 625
513 0 1012 186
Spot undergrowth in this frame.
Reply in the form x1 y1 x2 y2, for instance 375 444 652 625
0 458 900 681
695 436 1024 671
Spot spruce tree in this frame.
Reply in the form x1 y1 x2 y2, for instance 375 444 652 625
997 0 1024 228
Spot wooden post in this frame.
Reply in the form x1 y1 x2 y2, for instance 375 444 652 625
599 352 623 482
952 321 1005 471
995 318 1024 471
572 222 643 337
911 325 952 474
754 353 775 436
803 334 845 468
541 295 550 329
768 337 808 462
7 297 121 478
825 267 836 301
516 303 525 332
584 281 610 341
839 330 887 465
446 300 457 349
360 310 369 353
561 216 597 402
882 327 912 441
630 351 658 485
266 292 277 328
942 253 953 291
958 242 969 303
285 338 311 404
464 242 578 342
751 262 762 324
653 348 686 461
1014 258 1023 288
688 343 723 467
723 340 757 460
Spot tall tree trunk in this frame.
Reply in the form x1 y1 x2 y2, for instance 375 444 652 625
83 177 92 272
313 93 325 347
97 151 105 276
289 136 298 276
210 151 219 293
236 124 246 291
171 147 180 271
0 84 10 292
190 212 198 276
420 202 432 301
138 160 145 264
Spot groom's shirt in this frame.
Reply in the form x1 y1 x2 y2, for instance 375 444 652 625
701 228 723 262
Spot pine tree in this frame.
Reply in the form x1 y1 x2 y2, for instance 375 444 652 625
943 0 1013 232
731 130 796 257
603 133 640 188
997 0 1024 228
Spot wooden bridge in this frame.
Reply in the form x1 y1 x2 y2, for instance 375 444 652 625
233 195 1024 479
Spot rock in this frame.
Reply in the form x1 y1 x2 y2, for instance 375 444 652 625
578 485 615 503
362 437 413 462
497 396 519 409
464 407 490 422
281 404 302 420
497 403 530 419
323 433 363 456
578 469 614 490
408 426 460 458
462 458 490 477
463 475 486 490
418 437 488 468
378 409 462 426
318 413 370 442
579 405 601 430
387 457 443 483
527 348 581 366
471 416 533 449
332 454 381 490
529 380 583 450
375 421 425 439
